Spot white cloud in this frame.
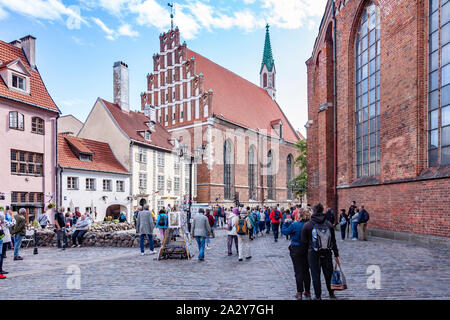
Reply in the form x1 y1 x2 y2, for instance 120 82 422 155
0 0 87 27
118 23 139 37
0 5 8 19
92 17 114 36
92 17 139 40
129 0 169 30
262 0 327 29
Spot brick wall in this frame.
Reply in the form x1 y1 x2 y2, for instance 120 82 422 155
306 0 450 237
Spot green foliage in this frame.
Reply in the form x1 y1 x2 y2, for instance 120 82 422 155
290 139 308 198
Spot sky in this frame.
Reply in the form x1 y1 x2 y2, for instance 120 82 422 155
0 0 328 136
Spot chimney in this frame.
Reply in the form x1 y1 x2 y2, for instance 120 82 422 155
113 61 130 112
144 104 156 123
20 35 36 69
10 40 22 49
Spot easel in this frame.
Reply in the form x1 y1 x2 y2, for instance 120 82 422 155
158 226 191 260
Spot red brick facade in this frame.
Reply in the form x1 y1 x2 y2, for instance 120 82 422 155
307 0 450 237
141 27 301 207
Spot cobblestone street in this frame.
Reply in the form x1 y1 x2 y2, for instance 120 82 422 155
1 229 449 300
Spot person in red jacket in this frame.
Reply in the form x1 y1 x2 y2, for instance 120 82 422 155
269 206 282 242
205 209 215 249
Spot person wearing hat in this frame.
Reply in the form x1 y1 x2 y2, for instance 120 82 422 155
191 208 211 261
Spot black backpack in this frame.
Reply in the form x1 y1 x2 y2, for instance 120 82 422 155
158 215 166 227
274 210 281 220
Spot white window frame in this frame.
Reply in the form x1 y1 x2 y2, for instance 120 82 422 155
103 179 112 191
67 177 78 190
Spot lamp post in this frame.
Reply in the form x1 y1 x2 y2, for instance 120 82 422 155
177 143 205 233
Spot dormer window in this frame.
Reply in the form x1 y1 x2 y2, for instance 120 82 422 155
12 74 25 90
9 111 24 130
79 154 92 161
145 130 151 141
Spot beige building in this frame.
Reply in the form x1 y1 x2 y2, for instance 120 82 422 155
78 61 195 211
57 114 83 136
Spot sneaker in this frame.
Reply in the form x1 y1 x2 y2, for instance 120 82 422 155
77 245 82 248
0 274 6 279
313 296 322 300
295 292 303 300
329 292 337 300
140 252 145 256
206 246 211 250
275 239 278 242
150 250 156 255
71 245 77 248
228 252 232 256
14 256 23 261
246 256 252 259
304 291 312 300
352 238 357 241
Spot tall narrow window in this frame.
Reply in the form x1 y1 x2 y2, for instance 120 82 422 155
355 2 381 177
9 111 24 130
287 155 293 200
267 150 275 200
429 0 450 166
248 146 256 200
224 140 233 200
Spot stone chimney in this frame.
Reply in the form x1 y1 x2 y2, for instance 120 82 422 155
20 35 36 69
9 40 22 49
113 61 129 112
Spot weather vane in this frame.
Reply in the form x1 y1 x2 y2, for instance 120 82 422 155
168 3 174 30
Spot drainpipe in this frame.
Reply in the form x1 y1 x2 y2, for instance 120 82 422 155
332 0 338 223
55 114 60 225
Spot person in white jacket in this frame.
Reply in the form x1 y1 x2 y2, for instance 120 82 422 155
227 208 239 256
0 211 14 276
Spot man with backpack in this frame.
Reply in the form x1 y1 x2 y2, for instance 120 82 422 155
301 203 340 300
358 205 370 241
233 208 252 261
269 206 282 242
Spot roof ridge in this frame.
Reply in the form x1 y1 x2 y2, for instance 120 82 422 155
188 48 268 94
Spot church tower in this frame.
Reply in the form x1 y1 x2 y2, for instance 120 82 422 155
260 24 276 100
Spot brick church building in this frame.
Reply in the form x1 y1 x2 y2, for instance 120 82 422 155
306 0 449 239
141 25 301 208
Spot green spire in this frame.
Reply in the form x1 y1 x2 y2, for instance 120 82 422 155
261 23 274 73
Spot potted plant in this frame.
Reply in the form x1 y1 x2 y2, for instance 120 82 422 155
47 203 56 209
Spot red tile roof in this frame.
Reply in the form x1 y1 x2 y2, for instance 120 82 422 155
187 49 299 143
58 134 128 174
100 98 174 151
64 135 93 154
0 40 59 113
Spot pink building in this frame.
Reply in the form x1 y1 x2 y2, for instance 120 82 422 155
0 35 60 222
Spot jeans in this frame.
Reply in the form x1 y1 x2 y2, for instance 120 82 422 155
289 245 311 293
72 230 88 245
351 221 358 239
271 223 280 240
259 221 265 233
56 229 68 248
227 235 238 254
195 236 206 259
265 221 271 233
14 234 23 257
139 234 154 253
2 242 7 258
253 223 259 235
0 239 3 272
340 223 347 240
308 249 334 299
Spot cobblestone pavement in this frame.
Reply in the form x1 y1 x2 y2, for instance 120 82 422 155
1 228 449 300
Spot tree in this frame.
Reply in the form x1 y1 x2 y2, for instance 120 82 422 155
289 139 307 202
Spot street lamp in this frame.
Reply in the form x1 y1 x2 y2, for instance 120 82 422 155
177 143 205 232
